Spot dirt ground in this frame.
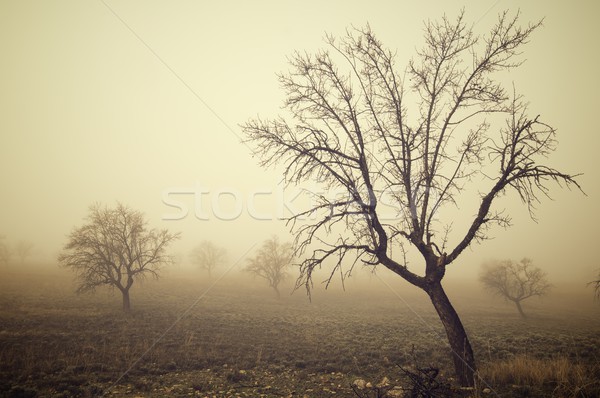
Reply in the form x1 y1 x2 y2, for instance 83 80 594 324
0 265 599 397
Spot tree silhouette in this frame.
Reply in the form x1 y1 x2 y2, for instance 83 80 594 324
242 11 581 386
15 240 34 264
190 240 226 279
480 258 551 317
245 236 293 298
58 203 179 312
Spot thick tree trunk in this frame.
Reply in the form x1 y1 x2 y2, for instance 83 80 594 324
426 282 476 387
514 300 526 318
122 289 131 312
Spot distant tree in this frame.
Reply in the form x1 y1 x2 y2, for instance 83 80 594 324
589 270 600 300
480 258 551 317
15 240 34 264
242 11 581 385
58 203 179 312
189 241 226 279
0 236 11 266
245 237 293 298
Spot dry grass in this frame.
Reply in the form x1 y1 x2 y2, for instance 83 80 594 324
480 355 600 397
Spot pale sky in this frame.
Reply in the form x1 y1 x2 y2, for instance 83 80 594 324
0 1 597 284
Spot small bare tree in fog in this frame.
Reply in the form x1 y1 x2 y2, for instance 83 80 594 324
590 271 600 300
480 258 551 318
242 11 581 386
189 240 226 279
58 203 179 312
245 237 293 298
0 236 11 266
15 240 34 264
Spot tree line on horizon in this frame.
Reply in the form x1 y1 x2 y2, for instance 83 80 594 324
56 202 295 311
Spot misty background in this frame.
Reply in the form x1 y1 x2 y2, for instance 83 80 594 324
0 1 597 293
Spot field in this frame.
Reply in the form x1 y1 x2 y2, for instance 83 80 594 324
0 265 599 398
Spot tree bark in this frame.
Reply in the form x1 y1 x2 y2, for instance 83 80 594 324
122 289 131 312
514 300 526 318
426 282 476 387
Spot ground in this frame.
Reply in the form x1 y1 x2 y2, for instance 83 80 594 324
0 265 598 397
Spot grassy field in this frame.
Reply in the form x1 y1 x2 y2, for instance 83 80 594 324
0 265 599 398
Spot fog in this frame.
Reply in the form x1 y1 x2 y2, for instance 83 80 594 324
1 0 598 289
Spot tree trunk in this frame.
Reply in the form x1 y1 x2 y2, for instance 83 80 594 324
122 289 131 312
514 300 526 318
273 285 281 299
426 282 476 387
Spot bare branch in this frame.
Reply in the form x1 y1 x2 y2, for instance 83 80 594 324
245 236 293 298
190 241 227 278
242 11 581 295
480 258 551 316
58 203 179 310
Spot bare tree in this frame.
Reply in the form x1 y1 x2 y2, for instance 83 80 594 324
15 240 34 264
58 203 179 312
189 240 226 279
0 236 11 266
242 11 581 386
480 258 551 317
245 237 293 298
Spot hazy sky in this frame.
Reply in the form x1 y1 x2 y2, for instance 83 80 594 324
0 1 598 284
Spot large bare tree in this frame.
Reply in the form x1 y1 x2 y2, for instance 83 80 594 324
190 240 226 279
58 203 179 312
242 11 581 386
245 236 293 299
480 258 551 318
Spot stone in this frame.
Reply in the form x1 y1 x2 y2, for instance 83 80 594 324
376 376 390 387
386 387 405 397
351 379 367 389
